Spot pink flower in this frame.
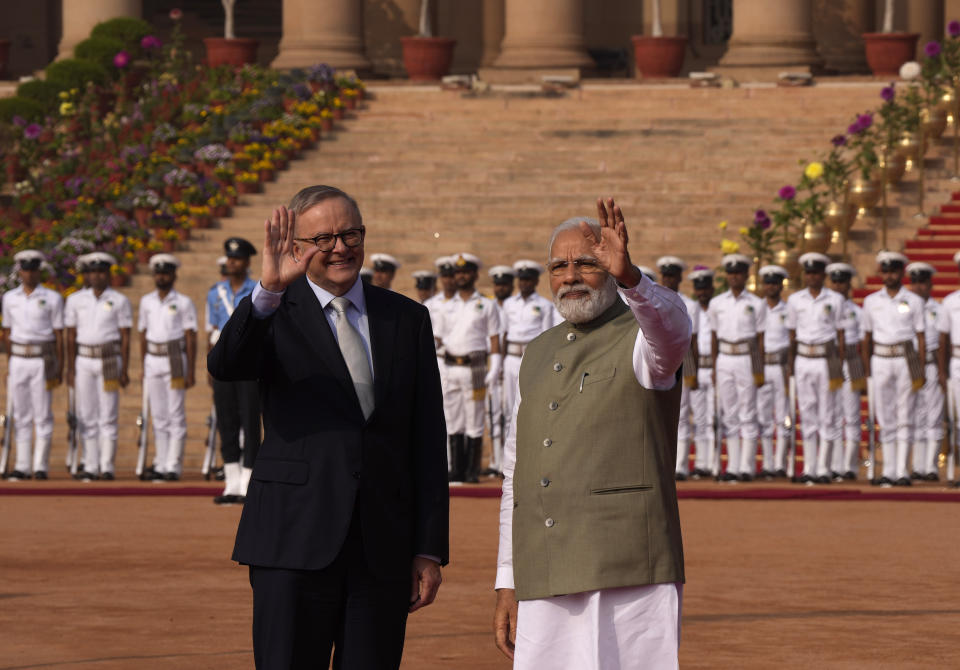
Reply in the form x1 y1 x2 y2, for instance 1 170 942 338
950 20 960 38
169 8 183 21
23 123 42 140
141 35 162 50
778 185 796 201
113 50 130 68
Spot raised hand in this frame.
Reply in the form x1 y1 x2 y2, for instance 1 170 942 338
584 197 641 287
260 206 319 292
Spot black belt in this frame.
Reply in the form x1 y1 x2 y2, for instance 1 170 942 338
444 353 472 366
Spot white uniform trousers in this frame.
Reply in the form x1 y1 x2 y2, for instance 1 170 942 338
835 360 863 476
795 355 840 478
675 384 693 475
487 378 504 470
444 363 485 439
438 356 452 464
947 359 960 475
872 354 917 480
757 363 788 472
144 353 187 476
74 355 120 475
514 583 681 670
716 353 758 475
8 355 54 474
913 361 944 476
689 367 715 472
503 353 522 438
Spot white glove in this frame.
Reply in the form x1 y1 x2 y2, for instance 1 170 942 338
485 353 503 387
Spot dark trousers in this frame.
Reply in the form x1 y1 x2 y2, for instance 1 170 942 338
249 515 410 670
212 378 261 467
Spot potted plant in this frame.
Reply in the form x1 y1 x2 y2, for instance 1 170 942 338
863 0 919 77
204 1 260 67
400 0 457 81
630 0 687 79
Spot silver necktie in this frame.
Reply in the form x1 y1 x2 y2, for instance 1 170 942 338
329 296 375 419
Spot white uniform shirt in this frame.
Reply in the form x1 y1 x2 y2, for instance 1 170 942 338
503 292 558 343
137 289 198 342
841 298 863 345
437 290 501 355
708 289 766 342
496 275 691 590
922 297 941 352
937 290 960 346
785 287 844 345
763 299 790 352
680 294 699 335
861 287 925 345
696 302 713 358
1 285 64 343
64 288 133 345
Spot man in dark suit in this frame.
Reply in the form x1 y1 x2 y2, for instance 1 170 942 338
208 185 449 669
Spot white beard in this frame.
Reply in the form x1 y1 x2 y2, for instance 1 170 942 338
554 277 618 324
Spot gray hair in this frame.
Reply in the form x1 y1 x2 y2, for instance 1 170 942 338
289 185 363 232
547 217 600 258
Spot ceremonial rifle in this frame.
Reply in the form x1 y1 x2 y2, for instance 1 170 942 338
711 381 722 478
866 376 877 482
135 383 149 478
0 391 11 477
66 387 79 475
202 404 218 480
787 375 798 481
948 385 957 483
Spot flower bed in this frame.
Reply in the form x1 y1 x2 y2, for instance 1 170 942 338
0 12 365 294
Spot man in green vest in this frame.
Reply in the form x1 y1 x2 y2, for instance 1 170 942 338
493 198 691 669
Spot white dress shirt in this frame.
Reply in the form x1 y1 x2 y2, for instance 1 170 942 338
861 286 925 345
937 290 960 344
763 299 789 351
708 289 766 342
503 292 558 343
841 298 863 345
436 290 501 355
1 285 64 342
785 287 844 344
496 274 691 590
137 290 198 341
65 288 133 345
921 297 941 352
696 302 712 356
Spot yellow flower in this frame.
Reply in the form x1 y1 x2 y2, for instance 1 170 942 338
739 227 749 236
718 220 728 230
805 162 824 180
59 102 75 116
720 239 740 254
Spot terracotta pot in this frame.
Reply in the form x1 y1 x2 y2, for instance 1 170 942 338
176 227 189 241
344 97 357 110
237 181 261 194
259 168 275 182
161 239 177 252
136 250 152 264
203 37 260 68
110 273 128 288
333 108 344 120
192 216 211 229
134 207 152 227
401 36 457 81
213 205 231 218
164 185 182 201
922 107 948 139
122 262 137 276
630 35 688 79
862 32 919 77
321 118 334 133
848 177 881 210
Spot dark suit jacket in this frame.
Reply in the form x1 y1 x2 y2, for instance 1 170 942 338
208 277 449 580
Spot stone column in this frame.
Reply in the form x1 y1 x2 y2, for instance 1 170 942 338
906 0 945 51
491 0 593 70
57 0 141 60
272 0 370 71
714 0 823 79
481 0 505 66
813 0 871 73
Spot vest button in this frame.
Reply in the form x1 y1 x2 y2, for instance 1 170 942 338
545 517 555 528
566 333 576 341
543 438 552 447
548 401 558 410
553 362 563 372
540 477 550 487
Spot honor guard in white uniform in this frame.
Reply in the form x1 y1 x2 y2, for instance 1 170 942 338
757 265 791 478
370 253 400 290
2 250 64 480
64 252 132 480
490 265 515 305
907 262 943 481
655 256 699 480
710 254 766 481
434 253 502 483
138 254 198 481
827 263 866 479
937 251 960 488
861 251 926 487
500 260 557 466
424 256 457 468
487 265 515 473
412 270 437 303
688 266 716 477
786 253 845 484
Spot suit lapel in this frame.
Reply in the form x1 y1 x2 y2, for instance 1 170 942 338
364 284 397 414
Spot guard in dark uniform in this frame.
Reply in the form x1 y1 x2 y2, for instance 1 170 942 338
207 237 261 504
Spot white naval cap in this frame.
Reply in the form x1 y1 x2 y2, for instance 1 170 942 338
149 253 180 272
656 255 686 273
81 252 116 271
434 255 453 270
359 267 374 277
722 253 753 271
826 262 856 281
412 269 437 289
906 261 936 279
488 265 516 281
412 269 437 279
637 265 657 279
799 252 831 272
217 255 228 266
688 266 714 287
876 250 909 268
14 249 45 270
371 253 400 272
453 252 482 271
758 264 789 282
512 259 544 277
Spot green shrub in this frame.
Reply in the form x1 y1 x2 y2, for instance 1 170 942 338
45 58 109 90
91 17 152 55
0 97 45 123
16 79 65 112
74 36 126 74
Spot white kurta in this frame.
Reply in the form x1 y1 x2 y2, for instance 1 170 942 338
496 275 690 670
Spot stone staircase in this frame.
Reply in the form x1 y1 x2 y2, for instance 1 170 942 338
8 80 958 478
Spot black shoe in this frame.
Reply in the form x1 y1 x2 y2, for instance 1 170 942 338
675 472 688 481
101 472 115 481
874 476 893 487
842 471 856 480
73 470 99 481
34 471 48 480
163 472 179 482
923 473 940 482
718 472 737 482
815 475 831 484
213 494 240 505
910 472 923 480
213 466 225 481
139 467 159 481
895 477 912 487
738 473 754 482
774 469 788 478
6 470 30 480
797 474 813 484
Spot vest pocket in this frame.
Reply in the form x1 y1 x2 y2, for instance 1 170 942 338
589 484 652 495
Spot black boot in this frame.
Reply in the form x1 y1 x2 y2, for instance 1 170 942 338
448 434 464 482
464 437 481 483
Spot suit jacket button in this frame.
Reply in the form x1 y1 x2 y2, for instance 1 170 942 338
545 517 555 528
543 438 552 447
352 471 360 479
540 477 550 487
566 333 576 342
553 362 563 372
548 401 558 410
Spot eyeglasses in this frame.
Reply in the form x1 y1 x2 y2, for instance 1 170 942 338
546 259 605 276
294 227 365 252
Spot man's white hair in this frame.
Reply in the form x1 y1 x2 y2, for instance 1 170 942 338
547 217 600 258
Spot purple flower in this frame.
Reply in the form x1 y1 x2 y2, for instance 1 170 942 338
880 84 895 102
925 41 942 58
693 264 709 271
113 50 130 68
950 20 960 38
11 115 26 127
847 122 861 135
23 123 42 140
778 185 796 201
857 113 873 130
141 35 162 50
831 134 847 147
754 209 772 229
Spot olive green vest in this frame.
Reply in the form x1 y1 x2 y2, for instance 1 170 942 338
512 299 685 601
